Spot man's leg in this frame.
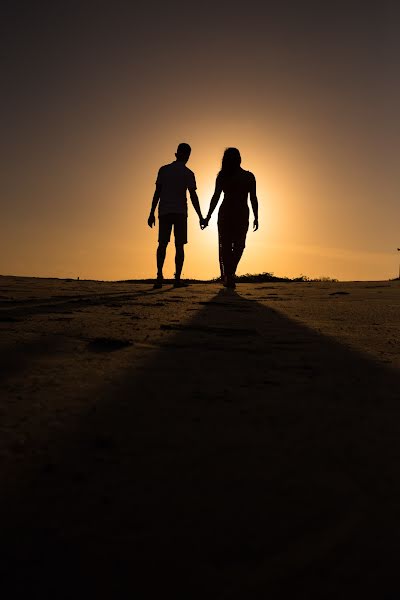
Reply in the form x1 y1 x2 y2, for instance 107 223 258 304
172 214 188 287
174 243 184 280
157 241 168 278
154 215 172 288
154 241 168 288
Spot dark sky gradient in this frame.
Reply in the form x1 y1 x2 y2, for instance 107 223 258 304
2 1 399 279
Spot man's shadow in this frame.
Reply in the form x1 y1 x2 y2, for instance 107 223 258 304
2 288 400 598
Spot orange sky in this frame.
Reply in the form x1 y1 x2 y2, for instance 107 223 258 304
1 1 399 281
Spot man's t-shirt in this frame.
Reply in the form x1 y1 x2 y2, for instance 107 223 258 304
156 161 197 216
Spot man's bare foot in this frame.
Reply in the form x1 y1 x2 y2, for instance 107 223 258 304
153 276 163 289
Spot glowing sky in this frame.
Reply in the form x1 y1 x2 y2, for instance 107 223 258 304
2 1 399 281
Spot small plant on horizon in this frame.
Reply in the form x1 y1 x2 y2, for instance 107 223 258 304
317 276 339 282
224 272 339 283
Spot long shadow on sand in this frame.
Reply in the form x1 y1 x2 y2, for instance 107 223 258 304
0 285 172 320
0 286 172 381
1 289 400 598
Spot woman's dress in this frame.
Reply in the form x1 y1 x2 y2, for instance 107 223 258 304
217 168 255 279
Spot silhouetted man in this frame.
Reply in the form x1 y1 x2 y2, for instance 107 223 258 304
148 143 203 288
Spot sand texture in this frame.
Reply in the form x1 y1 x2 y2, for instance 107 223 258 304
0 275 399 597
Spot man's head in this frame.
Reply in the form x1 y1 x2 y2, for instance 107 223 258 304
175 142 191 163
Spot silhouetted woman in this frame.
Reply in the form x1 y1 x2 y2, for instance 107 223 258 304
203 148 258 288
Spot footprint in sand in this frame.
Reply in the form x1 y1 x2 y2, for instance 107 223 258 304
87 337 133 352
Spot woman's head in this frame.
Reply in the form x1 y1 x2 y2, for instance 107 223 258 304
220 147 241 177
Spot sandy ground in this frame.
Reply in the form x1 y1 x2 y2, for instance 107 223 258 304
0 275 399 598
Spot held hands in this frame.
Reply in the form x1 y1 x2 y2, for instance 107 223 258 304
253 218 259 232
200 216 209 230
148 212 156 228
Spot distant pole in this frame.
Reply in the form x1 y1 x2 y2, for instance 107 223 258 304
398 249 400 279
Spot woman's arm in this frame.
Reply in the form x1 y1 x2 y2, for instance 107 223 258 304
204 177 223 226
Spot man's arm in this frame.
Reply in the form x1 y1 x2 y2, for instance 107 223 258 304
249 174 259 232
189 188 203 224
148 184 161 228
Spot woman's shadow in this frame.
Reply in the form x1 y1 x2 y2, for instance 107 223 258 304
2 288 400 598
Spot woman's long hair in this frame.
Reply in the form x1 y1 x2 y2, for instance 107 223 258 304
219 147 241 180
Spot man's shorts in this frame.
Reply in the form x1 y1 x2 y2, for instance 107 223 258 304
158 213 188 245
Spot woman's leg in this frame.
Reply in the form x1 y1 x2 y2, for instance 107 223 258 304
218 231 234 283
231 241 245 275
231 219 249 277
218 229 225 280
218 220 232 280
